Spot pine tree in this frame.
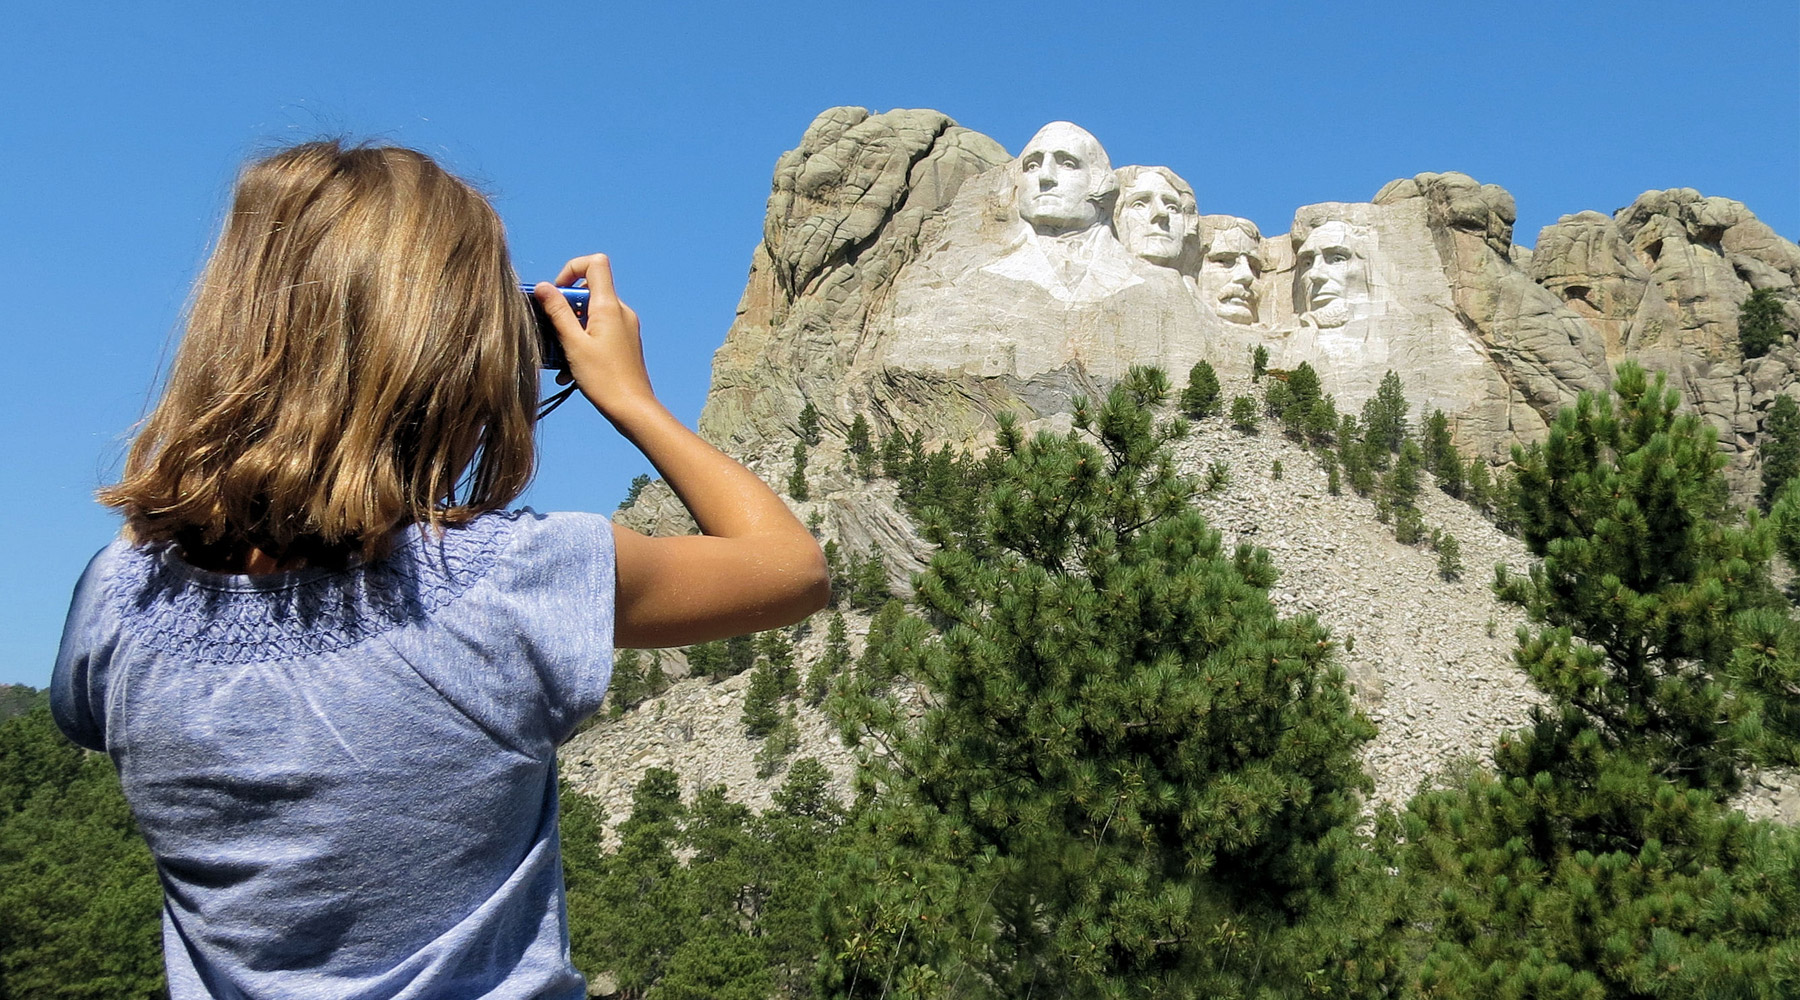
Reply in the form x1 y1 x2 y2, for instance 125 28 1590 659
620 473 652 510
799 401 822 446
853 599 907 688
1251 344 1268 381
822 366 1394 999
1465 455 1493 515
754 711 801 778
787 440 810 501
898 430 929 496
692 636 758 682
1419 408 1450 472
565 759 851 1000
1304 394 1339 446
1204 460 1230 492
1179 360 1221 418
1393 362 1800 996
847 414 875 480
644 649 670 698
1422 409 1465 498
752 759 847 996
686 640 725 681
1262 378 1292 421
1361 370 1409 456
741 655 779 735
1383 439 1423 513
805 612 851 705
1229 394 1258 432
1739 287 1791 359
559 779 610 981
581 768 693 996
726 635 757 678
609 647 647 717
878 432 906 480
1286 361 1322 415
849 553 891 610
0 709 165 1000
745 636 802 737
1432 531 1462 580
1499 361 1793 792
1760 393 1800 512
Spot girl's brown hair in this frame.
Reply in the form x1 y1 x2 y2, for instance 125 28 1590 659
100 140 539 565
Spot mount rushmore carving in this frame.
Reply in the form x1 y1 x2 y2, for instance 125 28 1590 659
696 107 1800 504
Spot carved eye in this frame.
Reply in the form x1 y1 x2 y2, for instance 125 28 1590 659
1056 154 1080 169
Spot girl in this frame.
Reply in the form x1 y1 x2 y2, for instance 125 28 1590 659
51 141 828 998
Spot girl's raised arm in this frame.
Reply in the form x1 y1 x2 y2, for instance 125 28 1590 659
534 255 830 648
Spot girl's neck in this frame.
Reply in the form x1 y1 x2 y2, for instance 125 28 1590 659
180 544 308 575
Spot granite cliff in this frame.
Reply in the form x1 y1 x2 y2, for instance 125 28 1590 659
696 107 1800 492
585 107 1800 825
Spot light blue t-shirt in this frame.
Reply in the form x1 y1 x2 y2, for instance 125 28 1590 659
51 509 615 1000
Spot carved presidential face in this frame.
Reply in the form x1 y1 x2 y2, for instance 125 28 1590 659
1199 227 1263 324
1115 170 1193 267
1296 221 1369 328
1015 122 1114 235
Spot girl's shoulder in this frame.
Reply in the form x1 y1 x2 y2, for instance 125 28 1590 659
87 508 613 665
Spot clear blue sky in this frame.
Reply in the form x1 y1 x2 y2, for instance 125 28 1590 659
3 1 1796 688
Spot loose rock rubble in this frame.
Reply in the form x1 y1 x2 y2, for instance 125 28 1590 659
563 390 1798 833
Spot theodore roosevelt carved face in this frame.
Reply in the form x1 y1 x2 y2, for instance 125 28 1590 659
1113 166 1196 268
1015 122 1117 236
1295 221 1370 328
1199 220 1264 324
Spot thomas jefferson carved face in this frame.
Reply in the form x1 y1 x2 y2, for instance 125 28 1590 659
1199 226 1264 324
1114 168 1195 267
1296 221 1370 328
1015 122 1116 236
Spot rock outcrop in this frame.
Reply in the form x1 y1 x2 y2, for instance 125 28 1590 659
586 107 1800 831
699 109 1800 488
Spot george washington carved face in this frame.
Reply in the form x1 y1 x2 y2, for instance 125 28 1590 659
1014 122 1117 236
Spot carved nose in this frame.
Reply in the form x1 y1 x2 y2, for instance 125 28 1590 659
1231 259 1254 284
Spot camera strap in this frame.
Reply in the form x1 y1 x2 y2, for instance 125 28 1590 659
536 383 579 420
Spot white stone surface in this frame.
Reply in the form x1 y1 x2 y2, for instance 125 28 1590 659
619 108 1800 838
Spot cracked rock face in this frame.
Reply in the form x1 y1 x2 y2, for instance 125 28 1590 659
703 111 1800 493
598 108 1800 830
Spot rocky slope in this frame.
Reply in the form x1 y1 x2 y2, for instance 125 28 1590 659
566 106 1800 831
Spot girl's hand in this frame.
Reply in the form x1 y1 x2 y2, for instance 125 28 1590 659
534 254 657 421
535 251 829 647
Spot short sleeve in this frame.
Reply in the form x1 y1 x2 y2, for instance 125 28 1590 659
496 510 617 745
51 544 120 751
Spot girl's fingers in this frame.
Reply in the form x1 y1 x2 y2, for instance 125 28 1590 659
552 253 615 299
580 254 619 305
533 281 584 336
551 256 586 287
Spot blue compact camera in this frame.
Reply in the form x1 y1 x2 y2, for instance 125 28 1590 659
520 283 591 371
